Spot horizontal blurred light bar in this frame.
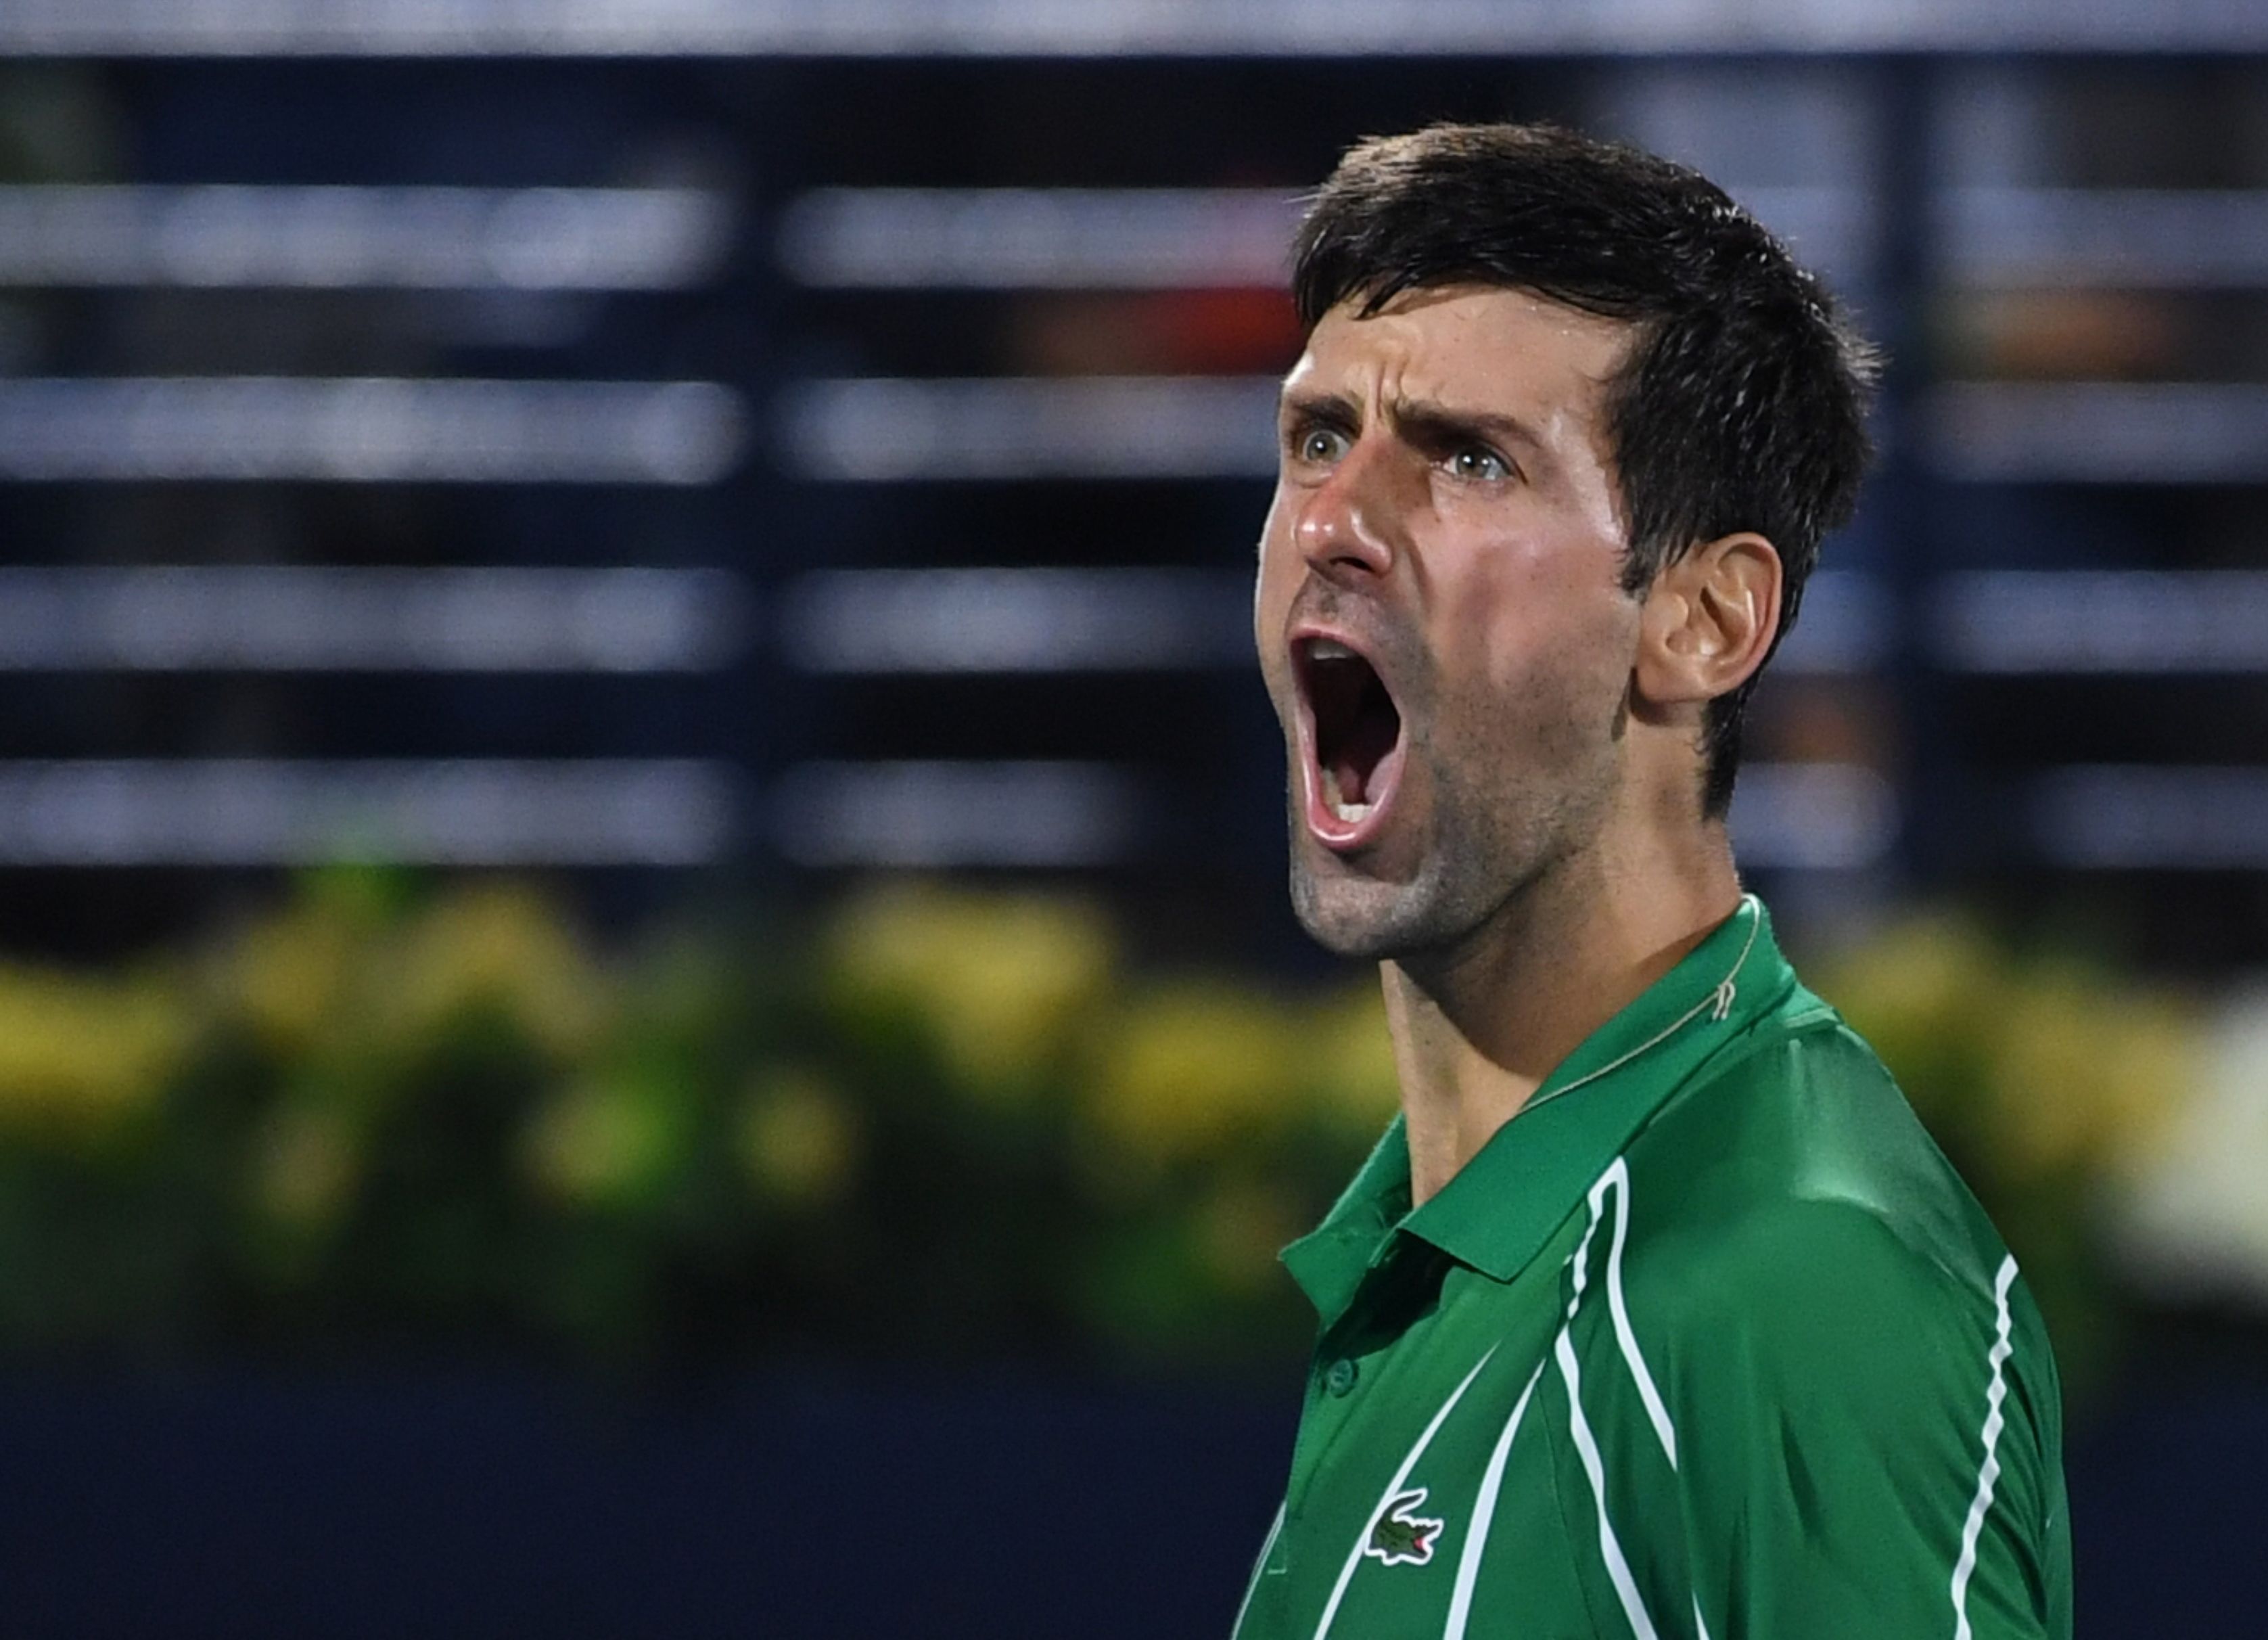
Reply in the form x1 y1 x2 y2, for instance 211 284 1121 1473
1945 189 2268 288
0 567 746 672
772 183 2268 300
1930 384 2268 483
0 378 745 484
784 376 1278 481
784 566 1891 677
1726 186 1877 282
1772 571 1891 675
779 189 1300 289
1935 571 2268 673
0 185 729 290
2035 766 2268 868
6 0 2267 55
772 758 1886 869
1728 762 1898 870
777 183 1874 293
783 568 1249 673
772 760 1136 867
0 760 734 865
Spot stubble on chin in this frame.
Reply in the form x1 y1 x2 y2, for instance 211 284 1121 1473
1290 884 1462 965
1283 786 1508 965
1286 844 1410 962
1284 733 1609 969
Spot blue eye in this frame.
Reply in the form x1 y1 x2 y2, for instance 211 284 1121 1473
1450 447 1510 481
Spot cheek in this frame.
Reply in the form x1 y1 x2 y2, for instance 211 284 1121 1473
1254 482 1293 584
1444 551 1637 713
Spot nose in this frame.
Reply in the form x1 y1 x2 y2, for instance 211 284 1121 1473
1292 439 1400 585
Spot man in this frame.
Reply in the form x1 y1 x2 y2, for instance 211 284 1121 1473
1234 124 2070 1639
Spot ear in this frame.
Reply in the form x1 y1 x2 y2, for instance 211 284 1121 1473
1631 532 1783 710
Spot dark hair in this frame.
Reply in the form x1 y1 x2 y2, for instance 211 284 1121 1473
1292 122 1879 818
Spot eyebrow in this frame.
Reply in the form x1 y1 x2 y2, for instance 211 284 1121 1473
1276 388 1548 459
1388 397 1549 458
1277 387 1360 432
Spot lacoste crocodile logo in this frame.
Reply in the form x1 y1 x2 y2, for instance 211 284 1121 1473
1363 1486 1444 1568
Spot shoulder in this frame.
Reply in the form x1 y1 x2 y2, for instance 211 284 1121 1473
1604 1011 2058 1465
1628 1003 2009 1306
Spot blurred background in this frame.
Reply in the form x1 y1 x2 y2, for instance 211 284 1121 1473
1 1 2266 1634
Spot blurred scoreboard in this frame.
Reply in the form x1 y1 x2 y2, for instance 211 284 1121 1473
2 3 2266 969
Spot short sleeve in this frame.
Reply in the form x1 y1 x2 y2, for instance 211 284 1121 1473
1646 1199 2068 1639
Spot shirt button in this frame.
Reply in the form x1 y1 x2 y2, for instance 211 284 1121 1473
1324 1358 1360 1397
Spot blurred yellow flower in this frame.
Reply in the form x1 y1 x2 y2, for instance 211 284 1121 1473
737 1067 860 1208
212 897 363 1055
0 962 191 1136
823 879 1115 1099
1084 982 1306 1168
1985 968 2195 1183
384 884 613 1060
1193 1177 1307 1295
520 1072 685 1209
1816 912 2006 1122
1819 911 2201 1191
1303 979 1401 1135
251 1101 363 1230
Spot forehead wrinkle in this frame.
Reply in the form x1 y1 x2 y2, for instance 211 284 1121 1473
1287 292 1633 530
1285 312 1426 411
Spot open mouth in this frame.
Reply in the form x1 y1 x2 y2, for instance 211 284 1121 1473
1295 635 1406 841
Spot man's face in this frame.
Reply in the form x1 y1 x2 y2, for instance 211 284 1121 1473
1254 284 1646 961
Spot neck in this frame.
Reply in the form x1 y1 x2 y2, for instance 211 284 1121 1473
1384 815 1743 1206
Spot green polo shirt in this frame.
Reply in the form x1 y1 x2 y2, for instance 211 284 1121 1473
1232 896 2071 1640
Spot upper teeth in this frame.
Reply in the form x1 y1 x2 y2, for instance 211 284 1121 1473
1308 639 1358 661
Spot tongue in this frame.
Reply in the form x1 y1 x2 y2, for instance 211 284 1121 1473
1323 673 1400 808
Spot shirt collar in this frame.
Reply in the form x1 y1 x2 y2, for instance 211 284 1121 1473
1282 896 1794 1324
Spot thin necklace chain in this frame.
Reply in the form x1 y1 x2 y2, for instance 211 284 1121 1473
1516 894 1765 1120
